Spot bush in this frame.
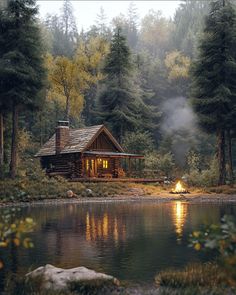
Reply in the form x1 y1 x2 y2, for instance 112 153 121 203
122 131 155 154
189 215 236 283
184 157 218 187
0 209 35 270
145 152 176 178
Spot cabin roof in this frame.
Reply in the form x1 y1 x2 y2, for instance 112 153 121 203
83 151 144 158
35 124 124 157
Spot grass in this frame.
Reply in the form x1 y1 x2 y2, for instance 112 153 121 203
0 176 128 203
3 263 236 295
4 275 124 295
127 182 236 196
155 263 236 295
155 263 227 288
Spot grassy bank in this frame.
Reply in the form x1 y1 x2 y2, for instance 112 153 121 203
0 176 128 203
3 263 235 295
133 183 236 196
1 173 236 205
156 263 235 295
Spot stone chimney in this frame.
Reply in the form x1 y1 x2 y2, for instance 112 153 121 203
55 120 69 154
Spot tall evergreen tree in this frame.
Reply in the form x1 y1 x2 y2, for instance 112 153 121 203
0 0 45 178
191 0 236 185
44 0 78 57
97 27 140 140
173 0 209 57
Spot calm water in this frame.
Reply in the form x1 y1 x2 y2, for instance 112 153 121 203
0 201 236 285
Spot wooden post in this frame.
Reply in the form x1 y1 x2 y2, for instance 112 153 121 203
139 159 141 177
128 157 131 177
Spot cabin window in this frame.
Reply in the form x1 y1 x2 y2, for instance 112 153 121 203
102 160 108 169
86 159 89 171
91 159 94 170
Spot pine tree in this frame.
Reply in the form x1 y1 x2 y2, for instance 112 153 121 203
191 0 236 185
173 0 210 57
96 6 110 38
0 0 45 178
127 2 139 50
97 27 140 140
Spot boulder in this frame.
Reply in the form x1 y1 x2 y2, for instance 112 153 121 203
66 190 74 198
26 264 119 291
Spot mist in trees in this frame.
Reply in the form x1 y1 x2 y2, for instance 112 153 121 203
1 0 235 183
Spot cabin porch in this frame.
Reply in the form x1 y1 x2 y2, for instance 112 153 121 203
82 151 144 179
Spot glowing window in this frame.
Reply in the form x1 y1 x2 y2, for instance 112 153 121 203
86 159 89 171
91 159 94 170
103 160 108 169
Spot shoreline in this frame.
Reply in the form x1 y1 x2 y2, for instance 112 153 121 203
1 193 236 207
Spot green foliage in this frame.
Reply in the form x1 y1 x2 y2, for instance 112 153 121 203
0 159 127 202
145 152 175 177
172 1 209 57
191 0 236 133
190 215 236 282
185 157 219 187
0 208 35 269
97 27 141 140
139 10 173 58
122 131 154 154
0 0 45 110
186 150 201 173
43 0 78 57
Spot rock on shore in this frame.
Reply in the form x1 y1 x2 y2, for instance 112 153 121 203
26 264 119 291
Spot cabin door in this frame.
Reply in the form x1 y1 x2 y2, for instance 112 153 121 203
85 158 97 177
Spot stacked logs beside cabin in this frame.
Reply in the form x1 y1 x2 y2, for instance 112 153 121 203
35 121 143 179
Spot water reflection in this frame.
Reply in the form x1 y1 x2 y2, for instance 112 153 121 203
172 201 188 241
85 212 126 245
0 202 235 284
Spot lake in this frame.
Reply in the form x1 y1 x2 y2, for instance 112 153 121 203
0 201 235 286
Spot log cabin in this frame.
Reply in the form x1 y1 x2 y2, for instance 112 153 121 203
35 121 143 179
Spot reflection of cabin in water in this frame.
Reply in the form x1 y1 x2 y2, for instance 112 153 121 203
35 121 143 179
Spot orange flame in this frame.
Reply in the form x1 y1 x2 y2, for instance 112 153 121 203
172 181 187 193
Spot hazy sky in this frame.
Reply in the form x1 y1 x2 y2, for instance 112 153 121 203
37 1 181 31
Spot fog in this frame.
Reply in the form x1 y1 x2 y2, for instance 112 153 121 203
160 97 198 166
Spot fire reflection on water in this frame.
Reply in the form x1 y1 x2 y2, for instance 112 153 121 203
85 212 126 244
172 201 187 241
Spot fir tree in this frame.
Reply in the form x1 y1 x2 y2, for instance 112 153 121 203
0 0 45 178
191 0 236 185
97 27 140 140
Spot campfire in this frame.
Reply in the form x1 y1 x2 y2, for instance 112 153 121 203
171 181 189 194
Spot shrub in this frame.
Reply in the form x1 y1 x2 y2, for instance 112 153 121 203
189 215 236 283
145 152 176 178
122 131 155 154
184 157 218 187
0 209 35 269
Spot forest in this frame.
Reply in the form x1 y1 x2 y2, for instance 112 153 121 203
0 0 236 187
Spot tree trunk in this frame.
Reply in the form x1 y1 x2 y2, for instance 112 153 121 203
9 105 19 179
226 129 234 185
65 96 70 121
0 113 4 178
217 128 226 186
